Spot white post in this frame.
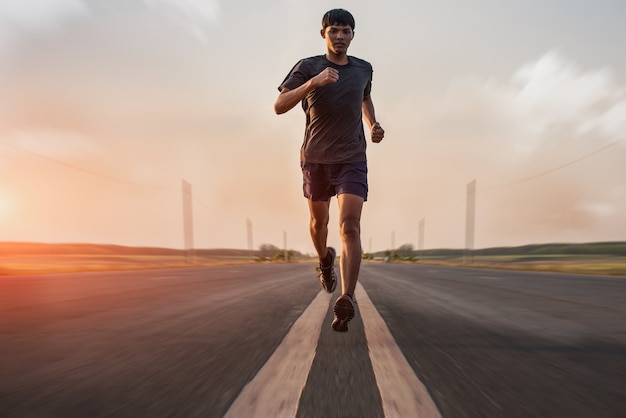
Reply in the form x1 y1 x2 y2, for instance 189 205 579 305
182 180 195 264
465 180 476 264
418 218 425 260
283 230 288 262
247 218 253 259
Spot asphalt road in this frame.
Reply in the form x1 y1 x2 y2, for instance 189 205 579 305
1 263 624 417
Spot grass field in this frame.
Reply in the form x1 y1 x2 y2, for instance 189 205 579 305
414 255 626 276
1 243 625 276
2 253 626 277
0 254 259 275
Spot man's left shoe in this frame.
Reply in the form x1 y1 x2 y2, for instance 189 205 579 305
317 247 337 293
332 294 356 332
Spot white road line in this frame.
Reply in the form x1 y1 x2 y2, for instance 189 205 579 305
224 290 332 418
356 282 442 418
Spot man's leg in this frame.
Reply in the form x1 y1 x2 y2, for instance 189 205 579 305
337 193 364 297
308 199 337 293
330 192 363 332
308 199 331 258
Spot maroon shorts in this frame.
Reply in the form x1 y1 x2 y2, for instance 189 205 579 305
301 161 368 201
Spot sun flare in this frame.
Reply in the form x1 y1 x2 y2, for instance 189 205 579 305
0 193 11 218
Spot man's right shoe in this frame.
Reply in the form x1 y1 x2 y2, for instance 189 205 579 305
317 247 337 293
332 294 356 332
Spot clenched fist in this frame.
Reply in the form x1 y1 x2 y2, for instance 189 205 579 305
371 122 385 143
312 67 339 88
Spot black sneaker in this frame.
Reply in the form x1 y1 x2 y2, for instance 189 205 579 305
317 247 337 293
332 294 356 332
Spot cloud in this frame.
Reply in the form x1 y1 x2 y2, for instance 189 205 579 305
2 128 102 161
0 0 87 29
419 51 626 246
0 0 88 54
438 50 625 154
143 0 220 42
511 51 624 143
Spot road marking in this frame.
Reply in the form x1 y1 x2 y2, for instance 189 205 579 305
224 290 332 418
356 282 442 418
226 284 441 418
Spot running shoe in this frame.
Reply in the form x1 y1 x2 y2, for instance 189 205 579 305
332 294 356 332
317 247 337 293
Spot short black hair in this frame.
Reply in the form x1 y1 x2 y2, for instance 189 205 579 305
322 9 355 31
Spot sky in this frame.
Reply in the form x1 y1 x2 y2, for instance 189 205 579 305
1 0 625 252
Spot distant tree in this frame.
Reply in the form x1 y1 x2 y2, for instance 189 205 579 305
259 243 280 258
397 244 414 258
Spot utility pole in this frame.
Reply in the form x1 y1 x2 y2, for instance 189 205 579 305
418 218 425 260
283 230 289 262
247 218 253 259
465 180 476 264
182 180 195 264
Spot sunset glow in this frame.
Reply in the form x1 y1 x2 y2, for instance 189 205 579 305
0 192 9 218
1 1 625 252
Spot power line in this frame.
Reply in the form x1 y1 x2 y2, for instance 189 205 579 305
192 196 212 211
1 138 170 190
418 138 623 246
486 138 623 190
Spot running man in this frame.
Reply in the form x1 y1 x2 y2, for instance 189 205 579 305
274 9 384 332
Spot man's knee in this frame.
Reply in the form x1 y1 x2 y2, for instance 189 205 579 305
311 216 329 232
309 200 330 231
340 217 361 240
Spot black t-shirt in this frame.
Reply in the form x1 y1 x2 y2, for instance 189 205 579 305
278 55 373 164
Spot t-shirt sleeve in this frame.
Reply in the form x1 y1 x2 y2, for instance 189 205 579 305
363 65 373 98
278 59 309 92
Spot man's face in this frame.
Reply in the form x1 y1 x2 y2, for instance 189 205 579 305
321 24 354 55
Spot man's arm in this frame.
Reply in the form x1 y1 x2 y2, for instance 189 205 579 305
362 96 384 143
274 67 339 115
274 84 313 115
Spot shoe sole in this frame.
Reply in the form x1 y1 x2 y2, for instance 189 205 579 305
332 296 355 332
319 247 337 293
320 277 337 293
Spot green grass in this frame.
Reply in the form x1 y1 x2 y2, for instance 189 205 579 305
0 254 258 275
3 242 626 276
410 256 626 276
